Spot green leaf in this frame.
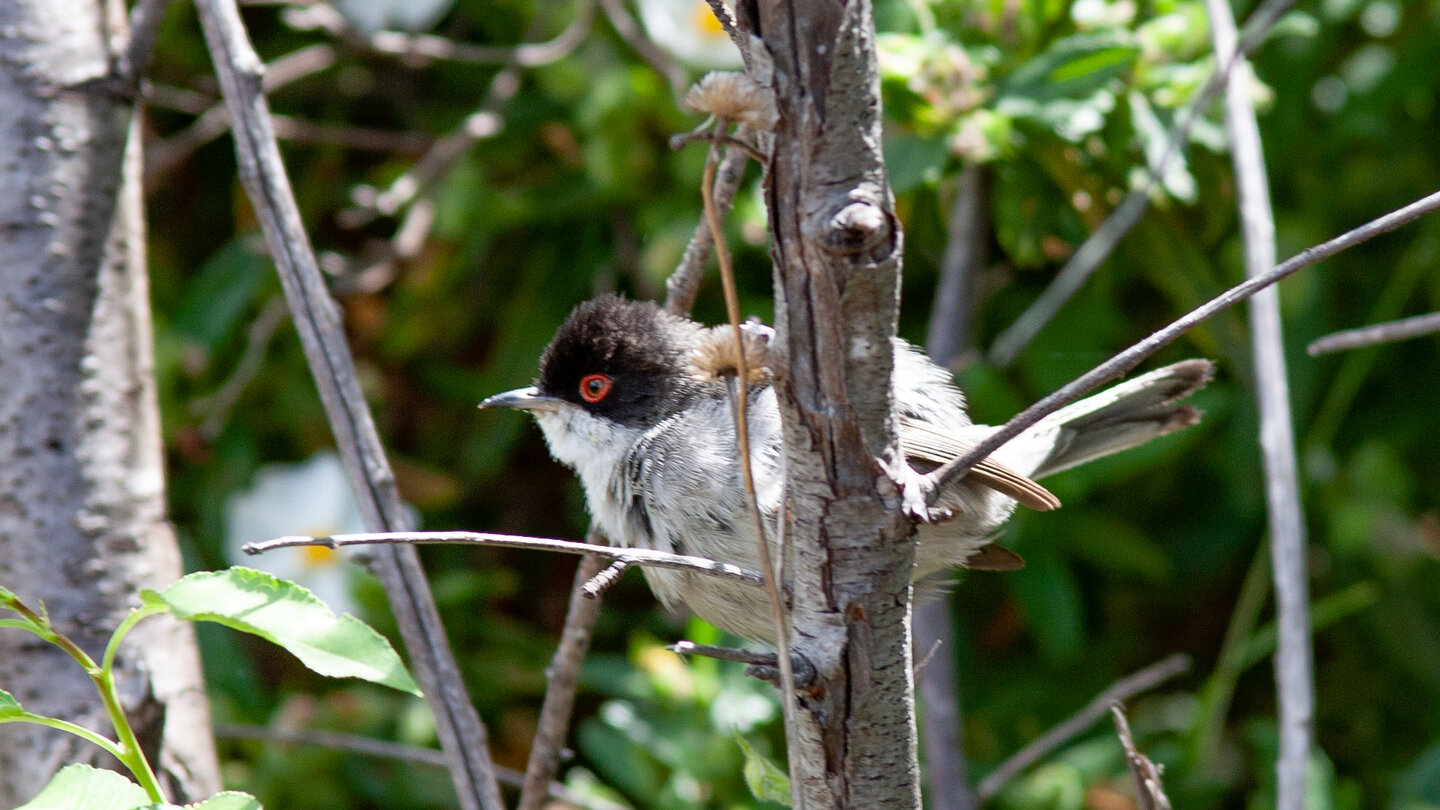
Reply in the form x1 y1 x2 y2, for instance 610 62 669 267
736 735 791 806
0 687 22 718
884 135 951 194
171 242 268 348
146 568 420 696
15 764 150 810
998 31 1139 105
1393 739 1440 809
1238 582 1381 670
138 792 264 810
1008 543 1085 664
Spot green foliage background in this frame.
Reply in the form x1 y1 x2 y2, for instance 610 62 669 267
140 0 1440 807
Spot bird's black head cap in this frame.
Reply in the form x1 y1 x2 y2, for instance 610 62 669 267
538 295 707 426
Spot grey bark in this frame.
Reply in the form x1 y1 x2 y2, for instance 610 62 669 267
752 0 920 806
0 0 220 803
1205 1 1314 806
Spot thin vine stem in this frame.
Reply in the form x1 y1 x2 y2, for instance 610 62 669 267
0 594 167 801
701 122 804 810
102 605 167 675
0 713 127 761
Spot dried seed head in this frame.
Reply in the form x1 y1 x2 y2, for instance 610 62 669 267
685 71 778 130
691 322 772 384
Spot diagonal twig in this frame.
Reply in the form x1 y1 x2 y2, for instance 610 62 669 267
975 653 1191 801
1111 704 1173 810
1205 2 1313 808
342 1 595 225
926 185 1440 499
598 0 689 98
986 0 1296 366
145 43 341 185
664 133 754 316
1308 310 1440 356
190 2 505 807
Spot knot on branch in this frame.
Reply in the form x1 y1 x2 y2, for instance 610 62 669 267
806 197 893 257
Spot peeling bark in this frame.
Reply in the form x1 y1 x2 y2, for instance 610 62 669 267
0 0 219 803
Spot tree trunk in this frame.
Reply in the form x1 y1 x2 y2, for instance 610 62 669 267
0 0 221 803
749 0 921 806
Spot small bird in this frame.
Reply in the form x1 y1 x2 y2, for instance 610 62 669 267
481 295 1212 642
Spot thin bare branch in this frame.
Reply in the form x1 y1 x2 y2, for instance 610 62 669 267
268 115 433 154
191 2 504 807
927 185 1440 498
671 640 776 666
986 0 1296 367
517 547 608 810
598 0 689 98
1206 2 1312 807
926 165 987 368
1308 310 1440 355
345 69 519 223
216 723 449 767
145 44 341 186
671 641 819 687
244 531 769 587
1111 704 1173 810
214 724 626 810
975 654 1191 801
582 559 631 597
915 164 988 810
192 295 289 439
339 2 596 226
663 134 752 315
669 129 767 162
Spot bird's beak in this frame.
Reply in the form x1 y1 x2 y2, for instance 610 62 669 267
478 386 562 413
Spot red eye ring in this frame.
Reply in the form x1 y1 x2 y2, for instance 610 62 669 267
579 373 613 403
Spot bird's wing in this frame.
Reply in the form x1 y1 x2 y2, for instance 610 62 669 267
899 416 1061 512
963 544 1027 570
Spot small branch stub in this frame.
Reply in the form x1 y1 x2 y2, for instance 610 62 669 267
805 197 893 257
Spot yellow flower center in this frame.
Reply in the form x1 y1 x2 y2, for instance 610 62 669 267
691 2 726 39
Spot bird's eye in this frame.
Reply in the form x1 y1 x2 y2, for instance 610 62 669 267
579 373 613 403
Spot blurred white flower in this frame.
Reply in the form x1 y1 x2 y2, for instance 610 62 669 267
335 0 454 35
225 451 367 616
637 0 744 70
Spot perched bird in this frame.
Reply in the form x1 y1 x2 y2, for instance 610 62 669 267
481 295 1212 642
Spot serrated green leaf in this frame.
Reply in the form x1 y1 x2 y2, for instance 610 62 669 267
149 568 420 696
15 764 150 810
736 735 790 806
137 792 264 810
0 687 22 718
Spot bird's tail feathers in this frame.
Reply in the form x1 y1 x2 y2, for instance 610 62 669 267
1029 359 1214 479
